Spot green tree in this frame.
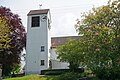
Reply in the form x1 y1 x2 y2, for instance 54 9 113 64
0 17 11 48
0 6 26 76
75 0 120 79
11 63 21 76
57 39 83 71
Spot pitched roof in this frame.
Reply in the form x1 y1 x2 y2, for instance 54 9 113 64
27 9 49 16
51 36 81 48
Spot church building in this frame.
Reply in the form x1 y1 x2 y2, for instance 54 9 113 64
25 9 80 75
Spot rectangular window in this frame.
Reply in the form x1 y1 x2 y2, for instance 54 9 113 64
41 46 45 52
41 60 45 66
31 16 40 27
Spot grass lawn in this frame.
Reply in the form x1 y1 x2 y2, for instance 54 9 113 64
3 74 59 80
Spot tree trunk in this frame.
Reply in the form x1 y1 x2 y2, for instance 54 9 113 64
2 63 5 76
2 49 5 76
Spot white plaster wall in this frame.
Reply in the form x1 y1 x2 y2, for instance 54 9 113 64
26 14 50 75
50 48 69 69
50 48 58 60
51 60 69 69
48 24 51 68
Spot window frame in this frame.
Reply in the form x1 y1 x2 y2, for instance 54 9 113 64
40 60 45 66
31 16 40 27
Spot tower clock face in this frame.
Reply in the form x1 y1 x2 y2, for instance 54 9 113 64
41 15 47 22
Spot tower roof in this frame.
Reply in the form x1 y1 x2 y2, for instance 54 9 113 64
27 9 49 16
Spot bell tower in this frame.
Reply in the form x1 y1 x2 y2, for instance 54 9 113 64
25 9 51 75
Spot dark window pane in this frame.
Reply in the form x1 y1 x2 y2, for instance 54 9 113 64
41 46 45 52
32 16 40 27
41 60 45 66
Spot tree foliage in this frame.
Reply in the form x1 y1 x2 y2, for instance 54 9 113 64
0 6 26 76
11 63 21 75
0 17 11 48
75 0 120 79
57 39 83 71
76 0 120 31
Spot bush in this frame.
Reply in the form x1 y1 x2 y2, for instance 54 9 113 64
44 70 64 75
41 69 69 75
41 68 84 75
95 68 120 80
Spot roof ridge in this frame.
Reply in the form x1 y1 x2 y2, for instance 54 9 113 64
27 9 49 16
30 9 49 11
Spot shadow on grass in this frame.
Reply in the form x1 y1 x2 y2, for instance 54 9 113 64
43 75 59 80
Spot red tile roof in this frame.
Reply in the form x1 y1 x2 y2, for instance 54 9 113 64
27 9 49 16
51 36 81 48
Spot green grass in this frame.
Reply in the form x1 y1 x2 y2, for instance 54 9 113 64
3 74 59 80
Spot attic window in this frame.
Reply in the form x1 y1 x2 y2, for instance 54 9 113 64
31 16 40 27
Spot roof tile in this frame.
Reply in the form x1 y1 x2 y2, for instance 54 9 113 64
51 36 81 48
27 9 49 16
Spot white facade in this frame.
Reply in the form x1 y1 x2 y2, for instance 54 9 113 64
25 9 72 75
50 48 69 69
25 9 51 75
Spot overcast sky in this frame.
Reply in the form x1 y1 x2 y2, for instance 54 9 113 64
1 0 108 37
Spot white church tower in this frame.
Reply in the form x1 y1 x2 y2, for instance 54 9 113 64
25 9 51 75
